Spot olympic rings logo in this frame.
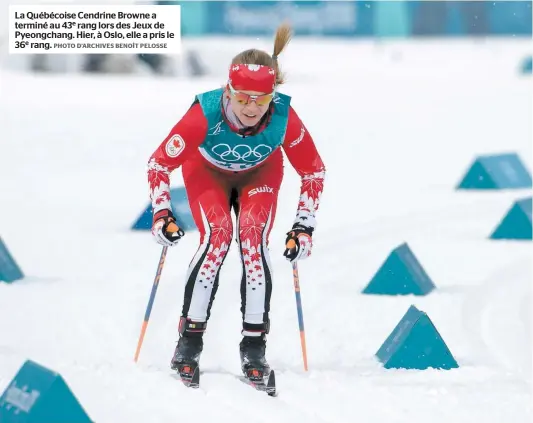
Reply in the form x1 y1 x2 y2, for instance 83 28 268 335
211 144 273 163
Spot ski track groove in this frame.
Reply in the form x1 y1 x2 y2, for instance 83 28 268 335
461 256 531 381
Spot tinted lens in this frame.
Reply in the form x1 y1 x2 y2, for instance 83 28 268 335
254 94 273 106
232 91 251 104
229 85 273 106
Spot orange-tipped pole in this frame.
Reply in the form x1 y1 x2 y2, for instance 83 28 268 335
291 260 309 371
299 325 309 372
134 245 168 363
134 321 149 363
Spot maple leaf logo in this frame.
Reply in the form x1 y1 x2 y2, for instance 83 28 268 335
155 191 170 205
250 252 262 262
205 205 233 248
148 169 169 193
239 204 269 248
301 171 325 206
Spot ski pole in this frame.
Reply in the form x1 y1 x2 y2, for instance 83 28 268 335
134 245 169 363
290 256 308 371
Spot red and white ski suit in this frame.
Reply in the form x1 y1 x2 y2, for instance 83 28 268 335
147 101 325 336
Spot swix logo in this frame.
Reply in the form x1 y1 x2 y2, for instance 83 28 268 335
289 126 305 148
248 185 274 197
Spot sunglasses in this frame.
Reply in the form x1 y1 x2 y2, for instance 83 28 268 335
228 83 274 106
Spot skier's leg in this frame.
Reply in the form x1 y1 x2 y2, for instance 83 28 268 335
235 153 284 373
171 158 233 370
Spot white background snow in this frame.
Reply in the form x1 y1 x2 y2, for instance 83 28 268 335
0 38 531 422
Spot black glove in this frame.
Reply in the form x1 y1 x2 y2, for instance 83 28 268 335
283 224 314 262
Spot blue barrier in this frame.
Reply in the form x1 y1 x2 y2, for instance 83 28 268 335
376 305 459 370
362 242 436 296
204 1 372 37
0 237 24 283
520 56 532 74
177 1 532 37
487 1 532 35
490 196 532 240
456 153 532 190
0 360 92 423
132 187 197 232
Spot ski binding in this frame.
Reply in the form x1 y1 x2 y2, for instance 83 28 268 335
241 368 277 396
177 364 200 388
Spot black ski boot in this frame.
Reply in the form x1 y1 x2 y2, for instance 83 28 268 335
170 317 207 388
170 331 203 387
239 335 270 381
171 335 203 369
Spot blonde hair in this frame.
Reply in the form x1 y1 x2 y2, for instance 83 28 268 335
231 22 293 86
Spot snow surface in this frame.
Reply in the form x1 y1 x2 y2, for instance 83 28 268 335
0 39 532 423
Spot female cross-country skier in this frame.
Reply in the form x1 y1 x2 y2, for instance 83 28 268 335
147 23 326 384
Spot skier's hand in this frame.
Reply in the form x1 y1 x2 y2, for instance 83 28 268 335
152 209 184 247
283 224 313 262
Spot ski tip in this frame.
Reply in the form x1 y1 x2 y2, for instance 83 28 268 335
266 370 277 397
177 365 200 389
191 366 200 386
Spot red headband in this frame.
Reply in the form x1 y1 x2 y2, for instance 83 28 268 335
228 64 276 93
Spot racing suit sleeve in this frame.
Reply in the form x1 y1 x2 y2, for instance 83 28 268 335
281 106 326 231
147 102 208 213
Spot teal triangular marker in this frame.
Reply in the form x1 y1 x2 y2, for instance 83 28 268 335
376 305 459 370
362 243 436 296
490 197 532 240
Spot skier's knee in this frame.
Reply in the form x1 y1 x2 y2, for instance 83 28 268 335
208 217 233 247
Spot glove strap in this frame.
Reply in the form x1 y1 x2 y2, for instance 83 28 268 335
290 223 314 237
153 208 175 224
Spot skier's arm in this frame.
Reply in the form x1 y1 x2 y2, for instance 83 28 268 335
147 102 207 213
281 106 326 231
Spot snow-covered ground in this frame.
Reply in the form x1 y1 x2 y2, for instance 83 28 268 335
0 39 531 423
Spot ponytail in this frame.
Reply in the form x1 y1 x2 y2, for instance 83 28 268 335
231 22 293 86
271 22 292 85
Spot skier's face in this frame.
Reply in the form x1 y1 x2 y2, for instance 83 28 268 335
227 86 272 127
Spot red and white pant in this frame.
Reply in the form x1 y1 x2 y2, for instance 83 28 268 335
180 149 284 336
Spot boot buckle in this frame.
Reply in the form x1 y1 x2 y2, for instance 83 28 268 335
179 317 207 335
